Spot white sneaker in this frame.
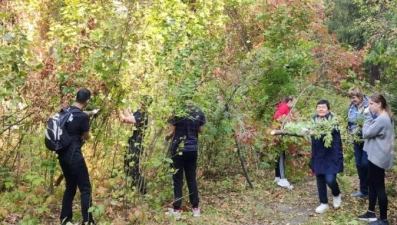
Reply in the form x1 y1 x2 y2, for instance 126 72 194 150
274 177 280 183
192 208 200 217
315 204 329 214
277 178 291 188
333 194 342 209
166 208 182 219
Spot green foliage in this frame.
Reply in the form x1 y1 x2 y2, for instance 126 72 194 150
0 23 29 102
88 204 105 218
327 0 397 95
325 0 366 49
0 167 14 191
248 2 317 120
282 114 340 148
310 115 340 148
1 0 395 224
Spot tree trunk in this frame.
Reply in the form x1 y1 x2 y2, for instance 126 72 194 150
270 130 306 137
370 64 380 86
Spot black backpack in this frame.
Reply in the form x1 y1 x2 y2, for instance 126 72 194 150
44 107 75 152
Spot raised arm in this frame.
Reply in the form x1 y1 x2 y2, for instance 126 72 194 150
119 110 136 124
84 109 99 117
362 111 381 139
81 114 91 140
122 108 130 117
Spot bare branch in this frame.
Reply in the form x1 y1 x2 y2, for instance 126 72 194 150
270 130 306 137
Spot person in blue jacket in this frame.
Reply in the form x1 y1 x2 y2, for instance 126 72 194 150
310 99 343 214
347 87 371 198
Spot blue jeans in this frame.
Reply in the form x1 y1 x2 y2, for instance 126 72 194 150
353 142 369 194
316 174 341 204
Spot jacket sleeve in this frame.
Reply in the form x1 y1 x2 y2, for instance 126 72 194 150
362 113 382 139
332 129 343 151
133 110 143 124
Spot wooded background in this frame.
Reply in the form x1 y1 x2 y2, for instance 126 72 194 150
1 0 397 224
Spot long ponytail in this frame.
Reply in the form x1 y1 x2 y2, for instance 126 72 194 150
385 103 395 123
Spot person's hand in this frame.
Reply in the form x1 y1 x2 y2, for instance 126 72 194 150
363 107 371 115
92 109 100 115
119 110 125 122
301 128 311 135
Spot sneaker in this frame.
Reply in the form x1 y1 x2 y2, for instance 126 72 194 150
274 177 280 183
333 194 342 209
315 203 329 214
277 179 290 188
60 218 72 225
358 211 377 222
192 208 201 217
351 191 368 198
277 179 294 190
369 220 389 225
166 208 182 219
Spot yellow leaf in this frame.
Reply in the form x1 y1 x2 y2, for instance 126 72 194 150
0 209 8 218
44 195 54 205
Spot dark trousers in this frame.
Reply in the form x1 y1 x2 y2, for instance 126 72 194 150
125 137 145 193
172 151 199 210
275 151 286 179
316 174 341 204
59 159 94 224
368 161 388 220
353 142 369 194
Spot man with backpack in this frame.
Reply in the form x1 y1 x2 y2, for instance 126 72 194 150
118 95 153 194
56 88 98 225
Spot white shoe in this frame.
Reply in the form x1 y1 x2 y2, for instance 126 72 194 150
333 194 342 209
166 208 182 219
277 178 291 188
192 208 200 217
274 177 280 183
315 204 329 214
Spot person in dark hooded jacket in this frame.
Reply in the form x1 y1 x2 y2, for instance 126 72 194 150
119 95 153 194
310 99 343 214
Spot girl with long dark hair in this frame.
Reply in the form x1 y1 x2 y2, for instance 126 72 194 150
358 93 395 225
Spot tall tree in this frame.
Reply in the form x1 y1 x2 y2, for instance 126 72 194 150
325 0 366 49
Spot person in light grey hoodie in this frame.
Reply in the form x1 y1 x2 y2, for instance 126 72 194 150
357 93 395 225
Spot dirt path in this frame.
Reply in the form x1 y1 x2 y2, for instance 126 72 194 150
195 177 321 225
172 175 396 225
